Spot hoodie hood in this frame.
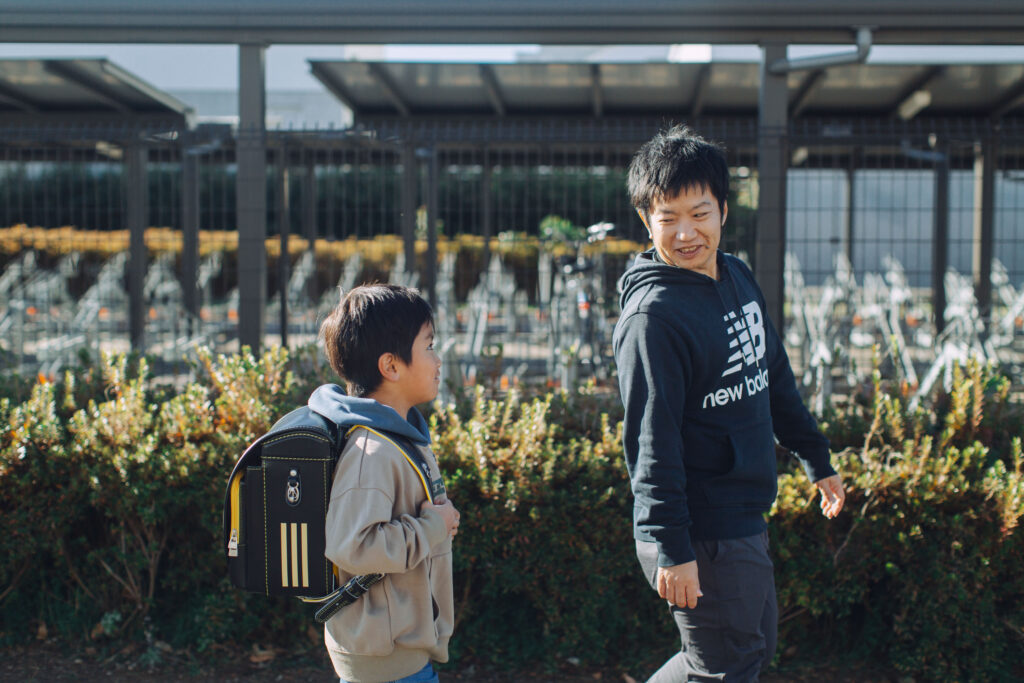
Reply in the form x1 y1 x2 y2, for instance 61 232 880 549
308 384 431 445
618 248 726 310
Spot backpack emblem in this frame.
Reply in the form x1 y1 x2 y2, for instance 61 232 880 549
286 469 301 506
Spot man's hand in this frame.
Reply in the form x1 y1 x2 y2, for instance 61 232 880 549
815 474 845 519
420 498 461 537
657 560 702 609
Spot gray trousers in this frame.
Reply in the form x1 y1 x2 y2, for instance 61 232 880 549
636 531 777 683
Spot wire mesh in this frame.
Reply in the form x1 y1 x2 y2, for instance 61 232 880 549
1 117 1022 394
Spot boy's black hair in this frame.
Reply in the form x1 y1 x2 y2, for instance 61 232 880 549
319 284 434 397
627 124 729 218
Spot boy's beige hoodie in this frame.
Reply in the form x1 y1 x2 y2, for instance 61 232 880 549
324 426 453 683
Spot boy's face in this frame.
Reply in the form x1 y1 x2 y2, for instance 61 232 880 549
395 322 441 406
641 185 726 280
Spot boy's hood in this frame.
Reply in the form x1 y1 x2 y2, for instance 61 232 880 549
308 383 431 445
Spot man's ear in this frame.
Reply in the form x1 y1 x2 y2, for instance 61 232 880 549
721 200 728 227
636 208 651 236
377 352 400 382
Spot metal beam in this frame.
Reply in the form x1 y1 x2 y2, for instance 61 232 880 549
309 61 360 115
478 64 506 117
366 62 411 117
42 59 132 113
0 81 40 113
590 64 603 118
990 72 1024 119
690 64 711 119
236 44 267 351
756 43 789 332
99 60 194 120
789 68 826 118
890 65 945 119
5 2 1024 45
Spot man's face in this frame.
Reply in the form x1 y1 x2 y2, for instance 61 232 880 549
642 185 726 280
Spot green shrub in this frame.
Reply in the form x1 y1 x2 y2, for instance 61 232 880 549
0 348 1021 682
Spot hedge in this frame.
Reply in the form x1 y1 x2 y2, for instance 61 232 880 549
0 350 1021 680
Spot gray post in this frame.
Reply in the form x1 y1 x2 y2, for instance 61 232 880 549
237 43 267 351
972 131 997 332
182 140 200 331
844 149 860 269
481 147 493 267
932 146 950 334
401 145 417 275
425 148 439 308
276 156 290 348
756 43 789 331
302 158 317 244
125 144 148 352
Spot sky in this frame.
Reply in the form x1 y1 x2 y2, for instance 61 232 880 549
1 42 1023 92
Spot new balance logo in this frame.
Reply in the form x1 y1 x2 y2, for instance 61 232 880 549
721 301 766 377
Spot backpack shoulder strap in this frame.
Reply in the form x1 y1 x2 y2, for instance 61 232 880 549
343 425 435 502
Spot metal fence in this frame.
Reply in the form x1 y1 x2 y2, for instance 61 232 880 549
1 116 1022 403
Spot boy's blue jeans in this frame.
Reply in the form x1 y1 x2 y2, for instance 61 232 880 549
341 662 438 683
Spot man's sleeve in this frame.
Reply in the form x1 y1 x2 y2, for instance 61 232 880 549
615 312 695 567
763 312 837 483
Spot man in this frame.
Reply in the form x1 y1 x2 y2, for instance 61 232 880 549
613 125 845 682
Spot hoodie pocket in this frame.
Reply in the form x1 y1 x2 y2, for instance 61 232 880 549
699 421 778 507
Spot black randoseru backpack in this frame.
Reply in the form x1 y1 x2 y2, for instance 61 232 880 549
223 405 432 622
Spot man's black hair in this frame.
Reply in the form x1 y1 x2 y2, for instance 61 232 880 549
319 283 434 397
627 124 729 218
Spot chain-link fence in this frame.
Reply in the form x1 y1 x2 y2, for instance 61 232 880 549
1 117 1022 400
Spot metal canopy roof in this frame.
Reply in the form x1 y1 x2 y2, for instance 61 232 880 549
2 1 1024 45
0 58 193 119
310 60 1024 120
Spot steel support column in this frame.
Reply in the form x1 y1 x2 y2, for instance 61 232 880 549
425 148 439 308
932 145 950 334
182 141 200 330
972 131 997 332
481 147 493 266
237 43 267 350
756 43 789 330
401 145 417 274
276 155 290 348
125 144 148 352
844 148 860 269
302 159 317 244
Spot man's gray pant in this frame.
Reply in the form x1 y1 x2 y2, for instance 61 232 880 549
636 531 777 682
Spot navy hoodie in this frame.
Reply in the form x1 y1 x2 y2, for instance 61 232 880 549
308 384 433 447
613 249 835 568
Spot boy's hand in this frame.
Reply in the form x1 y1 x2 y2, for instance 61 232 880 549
420 498 461 537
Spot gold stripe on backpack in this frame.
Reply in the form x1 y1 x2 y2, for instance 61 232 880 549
279 523 310 589
280 524 289 587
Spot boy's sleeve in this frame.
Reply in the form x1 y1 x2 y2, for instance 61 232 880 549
325 437 448 575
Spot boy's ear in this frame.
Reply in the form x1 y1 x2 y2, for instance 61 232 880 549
721 200 728 227
377 352 401 382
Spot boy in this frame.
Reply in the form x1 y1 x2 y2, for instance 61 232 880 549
313 284 460 683
612 125 845 681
